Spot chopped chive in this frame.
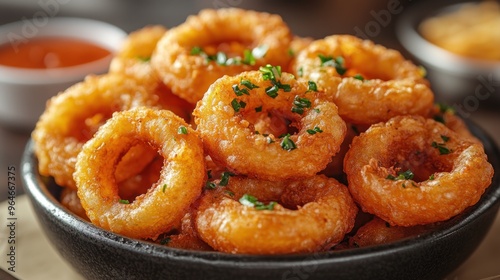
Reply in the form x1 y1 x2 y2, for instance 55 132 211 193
239 194 277 210
232 84 249 96
432 141 451 155
306 126 323 135
255 106 262 112
119 199 130 204
177 126 188 135
231 98 246 112
280 134 297 151
219 171 234 186
353 74 364 81
240 79 259 90
265 85 279 98
386 169 414 181
162 184 167 193
190 46 203 55
307 81 318 92
205 181 217 189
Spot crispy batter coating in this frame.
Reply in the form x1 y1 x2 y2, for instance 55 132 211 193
32 74 164 189
292 35 434 125
194 70 346 181
74 108 206 240
109 25 194 121
344 115 494 226
195 175 358 254
348 217 430 248
151 8 293 104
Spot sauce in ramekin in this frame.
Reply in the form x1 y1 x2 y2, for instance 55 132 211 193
0 37 111 69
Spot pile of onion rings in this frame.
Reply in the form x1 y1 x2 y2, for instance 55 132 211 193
31 8 494 254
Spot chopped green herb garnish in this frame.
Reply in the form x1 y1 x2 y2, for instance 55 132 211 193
307 81 318 92
231 98 246 112
265 85 280 98
216 51 228 65
386 169 414 181
255 106 263 112
437 103 455 114
239 194 277 210
280 134 297 151
432 141 451 155
119 199 130 204
177 126 188 135
205 181 217 189
353 74 365 81
291 95 312 114
190 46 203 55
190 45 267 66
207 170 213 179
429 173 435 180
224 190 235 197
162 184 167 193
287 48 295 57
232 84 249 96
219 171 234 186
260 64 282 81
251 45 268 59
318 54 347 75
313 108 321 113
240 79 259 90
298 66 304 77
441 135 450 142
306 126 323 135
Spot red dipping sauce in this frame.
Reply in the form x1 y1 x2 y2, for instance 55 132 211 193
0 37 111 69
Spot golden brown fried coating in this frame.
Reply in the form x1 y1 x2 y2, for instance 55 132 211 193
344 115 493 226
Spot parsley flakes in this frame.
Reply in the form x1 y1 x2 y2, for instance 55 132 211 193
239 194 277 210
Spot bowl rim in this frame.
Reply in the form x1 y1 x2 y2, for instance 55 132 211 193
396 0 500 77
21 119 500 266
0 17 127 84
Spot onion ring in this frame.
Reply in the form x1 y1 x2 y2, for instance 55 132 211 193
344 115 494 226
60 188 89 221
109 25 194 122
32 74 165 189
291 35 434 125
195 175 358 254
74 107 206 239
194 69 346 181
151 8 293 104
347 217 430 248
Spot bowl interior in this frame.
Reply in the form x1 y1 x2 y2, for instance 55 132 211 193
21 119 500 280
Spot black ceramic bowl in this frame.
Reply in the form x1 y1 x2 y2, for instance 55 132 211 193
22 121 500 280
